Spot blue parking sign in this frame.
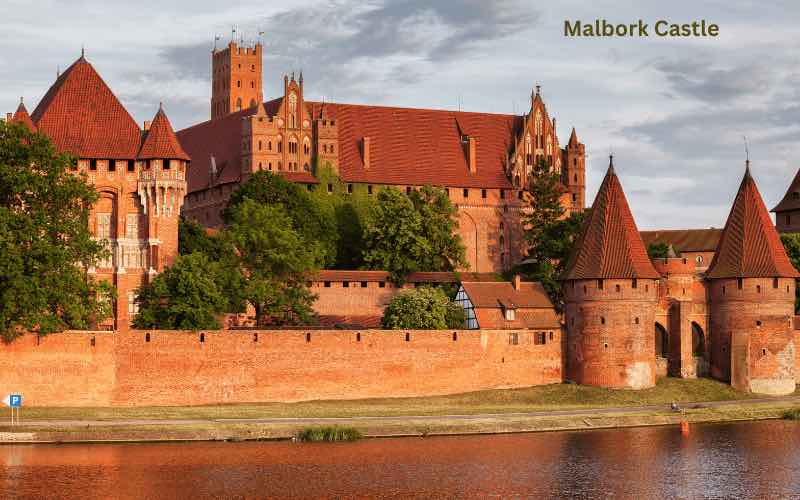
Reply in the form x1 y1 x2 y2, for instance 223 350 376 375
10 394 22 407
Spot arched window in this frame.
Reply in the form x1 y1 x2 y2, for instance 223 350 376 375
692 322 705 356
655 323 668 357
236 97 242 111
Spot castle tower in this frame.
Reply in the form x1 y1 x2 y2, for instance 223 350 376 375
211 41 263 120
563 127 586 213
136 104 190 274
771 167 800 232
707 165 799 395
561 157 661 389
8 98 36 132
653 253 700 378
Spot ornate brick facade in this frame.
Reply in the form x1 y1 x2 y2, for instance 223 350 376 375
178 41 587 273
8 55 188 330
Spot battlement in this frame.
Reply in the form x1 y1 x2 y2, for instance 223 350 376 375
652 257 695 276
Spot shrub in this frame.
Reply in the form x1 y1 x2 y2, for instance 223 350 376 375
295 426 362 442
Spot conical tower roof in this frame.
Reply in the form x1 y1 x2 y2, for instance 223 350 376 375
707 166 800 278
562 158 660 280
11 99 36 132
138 105 190 161
568 127 579 148
31 55 141 158
772 167 800 214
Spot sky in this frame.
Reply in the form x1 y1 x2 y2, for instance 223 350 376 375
1 0 798 230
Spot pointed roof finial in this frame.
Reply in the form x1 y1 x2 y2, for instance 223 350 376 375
743 135 750 174
291 71 295 82
20 96 24 105
81 45 85 59
56 65 60 79
536 84 541 96
299 70 303 84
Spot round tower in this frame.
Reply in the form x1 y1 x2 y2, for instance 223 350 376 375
562 158 661 389
706 165 799 395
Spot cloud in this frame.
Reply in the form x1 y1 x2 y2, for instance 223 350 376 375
652 57 771 103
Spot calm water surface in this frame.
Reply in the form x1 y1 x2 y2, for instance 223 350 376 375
1 420 800 499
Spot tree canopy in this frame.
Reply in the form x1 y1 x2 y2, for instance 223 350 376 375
381 286 465 329
178 217 221 256
520 158 585 306
0 121 112 341
224 171 336 267
362 186 466 284
223 199 321 326
780 233 800 314
647 242 670 259
133 252 229 330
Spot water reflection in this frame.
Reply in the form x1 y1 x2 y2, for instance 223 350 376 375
1 420 799 499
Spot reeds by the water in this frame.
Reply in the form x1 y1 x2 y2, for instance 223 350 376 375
782 409 800 420
295 426 362 442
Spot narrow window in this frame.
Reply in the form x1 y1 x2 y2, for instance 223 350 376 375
200 333 205 343
597 279 604 290
635 317 639 325
90 336 96 347
756 320 762 327
600 317 606 325
774 278 779 289
368 185 373 195
453 332 458 341
90 159 97 171
463 188 469 198
348 184 353 194
306 333 311 342
108 160 116 172
481 189 487 199
356 332 361 342
737 278 743 290
343 281 350 288
518 191 524 200
604 343 609 349
361 281 367 288
757 285 761 294
327 183 333 193
324 281 331 288
615 284 621 292
253 333 258 342
762 348 767 356
632 278 637 289
163 160 170 170
500 189 505 199
549 331 554 340
379 281 385 288
405 332 410 342
406 186 412 195
145 333 150 343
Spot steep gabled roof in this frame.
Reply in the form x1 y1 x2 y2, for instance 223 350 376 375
31 56 141 159
772 167 800 213
461 281 555 309
11 100 35 132
640 228 722 253
568 127 579 148
138 106 190 160
562 159 660 280
707 166 800 279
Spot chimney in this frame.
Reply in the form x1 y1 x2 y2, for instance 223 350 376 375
513 274 521 291
468 136 476 174
5 113 11 122
143 120 151 131
362 136 370 170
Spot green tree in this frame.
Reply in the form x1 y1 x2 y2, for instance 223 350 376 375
224 170 336 267
0 121 112 341
647 242 670 259
223 199 320 326
780 233 800 313
178 217 220 256
409 185 468 272
133 253 229 330
520 158 585 305
382 286 465 329
363 186 466 284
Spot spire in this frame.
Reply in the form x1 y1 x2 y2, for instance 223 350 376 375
608 154 615 175
707 168 800 279
80 46 85 60
138 105 190 161
562 161 660 280
11 98 35 132
568 127 579 148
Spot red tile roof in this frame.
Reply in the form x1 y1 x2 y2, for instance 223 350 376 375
772 167 800 213
11 101 35 132
138 106 190 160
562 160 660 280
179 99 524 194
317 315 383 329
31 56 142 159
640 228 722 253
707 166 800 279
461 281 555 309
568 127 579 148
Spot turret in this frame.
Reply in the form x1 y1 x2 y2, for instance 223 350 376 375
211 41 263 120
8 97 36 132
707 164 800 394
561 156 661 389
563 127 585 213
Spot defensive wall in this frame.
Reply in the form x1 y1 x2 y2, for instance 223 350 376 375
0 328 562 407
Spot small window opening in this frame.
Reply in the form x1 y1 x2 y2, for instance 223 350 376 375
757 285 761 294
635 317 640 324
453 332 458 341
343 281 350 288
549 331 554 340
600 317 606 325
632 278 637 289
200 333 205 343
407 186 412 195
145 333 150 343
356 332 361 342
604 343 609 349
405 332 410 342
327 183 333 193
774 278 779 289
737 278 743 290
361 281 367 288
379 281 385 288
762 348 767 356
615 284 621 292
90 336 96 347
306 333 311 342
500 189 505 199
253 333 258 342
89 159 97 171
463 188 469 198
324 281 331 288
597 279 604 290
756 320 762 327
108 161 115 172
368 185 373 194
481 189 487 199
348 184 353 194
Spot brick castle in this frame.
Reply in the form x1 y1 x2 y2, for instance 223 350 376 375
4 43 800 404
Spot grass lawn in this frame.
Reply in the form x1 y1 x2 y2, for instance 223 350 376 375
14 378 773 422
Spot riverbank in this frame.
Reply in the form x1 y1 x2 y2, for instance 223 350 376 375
1 379 798 443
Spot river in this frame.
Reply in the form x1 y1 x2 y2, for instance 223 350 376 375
1 420 799 498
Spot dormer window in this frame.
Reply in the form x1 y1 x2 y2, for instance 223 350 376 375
505 308 516 321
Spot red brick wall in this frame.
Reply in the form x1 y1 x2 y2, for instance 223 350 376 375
709 277 796 394
0 329 562 407
563 278 659 389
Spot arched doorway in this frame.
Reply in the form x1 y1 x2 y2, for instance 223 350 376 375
655 322 669 358
691 322 705 357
